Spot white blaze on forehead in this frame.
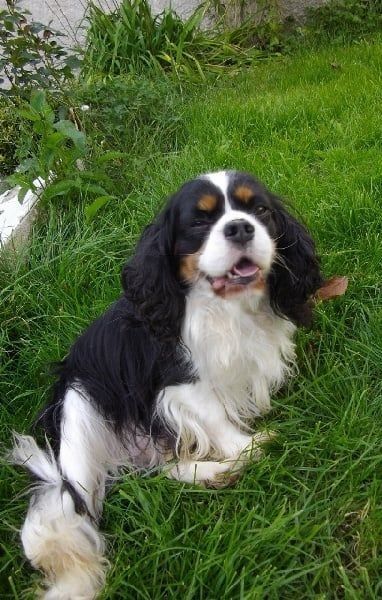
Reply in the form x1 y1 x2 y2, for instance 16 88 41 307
204 171 230 211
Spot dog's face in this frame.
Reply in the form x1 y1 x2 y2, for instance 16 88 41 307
174 171 277 299
123 171 323 335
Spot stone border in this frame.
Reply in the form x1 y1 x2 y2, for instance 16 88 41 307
0 178 44 250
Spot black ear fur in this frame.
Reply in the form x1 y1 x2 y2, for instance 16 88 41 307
268 197 323 327
122 205 185 340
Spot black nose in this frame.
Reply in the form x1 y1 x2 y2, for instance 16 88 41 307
223 219 254 245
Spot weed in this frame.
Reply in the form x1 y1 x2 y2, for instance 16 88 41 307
0 0 81 178
0 0 81 99
9 90 121 219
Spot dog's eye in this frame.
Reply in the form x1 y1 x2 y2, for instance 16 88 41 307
193 216 212 228
253 205 270 216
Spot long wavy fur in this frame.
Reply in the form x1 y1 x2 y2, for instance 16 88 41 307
268 195 323 327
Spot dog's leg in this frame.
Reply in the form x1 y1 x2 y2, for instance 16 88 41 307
158 382 273 487
166 429 273 488
12 388 119 600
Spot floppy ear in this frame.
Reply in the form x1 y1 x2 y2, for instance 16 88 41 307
122 205 185 340
268 198 323 327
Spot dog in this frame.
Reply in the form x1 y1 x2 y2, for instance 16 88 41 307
11 170 323 599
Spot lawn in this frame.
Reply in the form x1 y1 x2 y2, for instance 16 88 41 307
1 34 382 598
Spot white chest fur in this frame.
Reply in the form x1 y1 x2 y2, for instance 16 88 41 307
182 284 296 423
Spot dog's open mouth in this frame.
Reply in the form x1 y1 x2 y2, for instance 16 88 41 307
207 257 261 292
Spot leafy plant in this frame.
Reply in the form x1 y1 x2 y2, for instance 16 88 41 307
9 90 117 219
82 0 268 81
0 0 81 99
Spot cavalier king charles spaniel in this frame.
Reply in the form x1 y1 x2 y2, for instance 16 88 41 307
12 170 323 599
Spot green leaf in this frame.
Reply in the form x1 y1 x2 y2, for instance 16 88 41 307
4 18 15 32
64 55 83 70
30 89 46 113
44 179 78 200
45 131 65 148
82 183 109 196
53 120 86 150
17 157 39 173
84 195 115 221
26 90 55 124
33 119 49 134
17 186 30 204
77 170 110 184
17 107 39 121
7 172 33 190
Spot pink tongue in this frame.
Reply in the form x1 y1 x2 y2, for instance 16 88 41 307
211 276 227 291
211 259 259 290
232 259 259 277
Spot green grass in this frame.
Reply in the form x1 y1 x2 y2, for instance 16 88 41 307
1 35 382 598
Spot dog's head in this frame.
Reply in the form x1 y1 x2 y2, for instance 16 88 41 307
122 171 323 338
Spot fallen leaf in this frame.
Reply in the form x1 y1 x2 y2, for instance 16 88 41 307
315 276 348 301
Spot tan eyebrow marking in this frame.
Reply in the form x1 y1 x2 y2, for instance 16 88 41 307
233 185 254 204
197 193 218 212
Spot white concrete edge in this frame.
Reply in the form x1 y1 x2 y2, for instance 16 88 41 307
0 177 45 249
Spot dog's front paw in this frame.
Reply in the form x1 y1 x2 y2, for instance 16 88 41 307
167 459 241 488
241 430 277 460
